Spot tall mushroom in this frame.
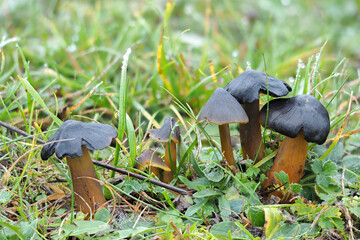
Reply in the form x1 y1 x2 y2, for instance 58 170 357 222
224 69 292 162
259 95 330 195
41 120 117 216
198 88 249 167
134 149 171 180
149 117 180 183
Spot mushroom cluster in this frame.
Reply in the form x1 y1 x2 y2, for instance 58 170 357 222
197 70 330 200
135 117 180 183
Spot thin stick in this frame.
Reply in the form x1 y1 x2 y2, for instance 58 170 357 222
0 120 187 195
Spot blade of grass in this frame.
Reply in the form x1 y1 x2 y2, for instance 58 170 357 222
112 48 131 177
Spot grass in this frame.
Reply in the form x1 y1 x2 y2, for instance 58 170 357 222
1 0 360 239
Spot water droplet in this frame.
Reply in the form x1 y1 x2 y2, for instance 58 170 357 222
281 0 291 6
288 76 295 83
232 50 239 58
246 61 252 69
184 4 193 15
67 44 77 52
298 59 305 69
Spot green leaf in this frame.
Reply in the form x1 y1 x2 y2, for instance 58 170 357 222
210 221 252 239
218 195 231 220
322 161 338 176
115 227 150 239
264 208 282 239
125 114 136 164
312 159 322 174
178 175 198 190
94 208 111 223
249 207 265 227
0 221 26 240
290 183 302 194
193 189 221 198
203 165 225 182
273 171 289 184
0 189 11 204
61 220 109 236
185 199 207 217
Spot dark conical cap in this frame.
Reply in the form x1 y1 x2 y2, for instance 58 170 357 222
224 69 292 103
134 149 171 171
149 117 181 144
198 88 249 125
259 94 330 144
41 120 118 160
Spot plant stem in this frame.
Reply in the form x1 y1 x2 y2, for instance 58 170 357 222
163 141 176 183
66 146 106 217
262 132 308 197
219 124 235 166
239 100 265 162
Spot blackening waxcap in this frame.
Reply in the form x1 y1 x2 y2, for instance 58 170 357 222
149 117 181 144
259 94 330 144
41 120 118 160
224 69 292 103
134 149 171 172
198 88 249 125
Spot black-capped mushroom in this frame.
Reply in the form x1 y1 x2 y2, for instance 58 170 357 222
134 149 171 179
224 69 292 162
259 95 330 196
149 117 180 183
41 120 117 216
198 88 249 167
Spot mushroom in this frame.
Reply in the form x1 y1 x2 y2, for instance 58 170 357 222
198 88 249 167
41 120 117 216
134 149 171 179
224 69 292 162
148 117 180 183
259 94 330 195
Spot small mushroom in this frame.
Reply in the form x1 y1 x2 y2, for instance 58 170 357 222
41 120 117 216
198 88 249 167
134 149 171 179
224 69 292 162
149 117 180 183
259 95 330 196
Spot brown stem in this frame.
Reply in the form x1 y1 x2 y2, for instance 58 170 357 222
219 124 235 166
239 100 265 162
66 146 106 217
262 132 308 197
163 141 176 183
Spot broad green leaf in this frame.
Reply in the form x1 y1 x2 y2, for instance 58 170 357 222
178 175 198 190
264 208 282 239
203 165 224 182
218 195 231 220
0 189 11 204
0 221 26 240
94 208 111 223
185 199 207 217
116 227 150 239
249 207 265 227
193 188 221 198
210 221 252 239
61 220 109 236
273 171 289 184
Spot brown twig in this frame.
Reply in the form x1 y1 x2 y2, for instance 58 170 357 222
0 120 187 195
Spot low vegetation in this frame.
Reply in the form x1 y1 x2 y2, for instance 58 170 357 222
0 0 359 239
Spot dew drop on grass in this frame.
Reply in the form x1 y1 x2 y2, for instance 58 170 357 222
232 50 239 58
246 61 252 69
289 76 295 83
67 44 77 52
298 59 305 69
